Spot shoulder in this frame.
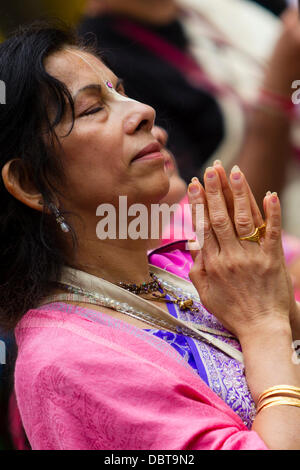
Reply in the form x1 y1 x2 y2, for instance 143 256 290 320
14 302 195 380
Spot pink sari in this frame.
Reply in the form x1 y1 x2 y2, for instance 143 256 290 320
12 196 300 450
14 264 267 450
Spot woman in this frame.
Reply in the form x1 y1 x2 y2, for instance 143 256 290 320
0 23 300 450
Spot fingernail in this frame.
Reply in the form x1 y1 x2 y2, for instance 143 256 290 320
205 167 215 179
188 183 200 194
266 191 272 197
191 176 199 184
271 192 278 203
213 159 222 166
231 165 241 180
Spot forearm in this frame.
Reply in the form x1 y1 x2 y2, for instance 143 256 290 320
240 320 300 449
237 107 291 210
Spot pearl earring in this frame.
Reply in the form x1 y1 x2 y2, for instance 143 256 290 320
48 203 70 233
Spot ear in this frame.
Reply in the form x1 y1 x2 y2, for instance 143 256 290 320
2 159 46 213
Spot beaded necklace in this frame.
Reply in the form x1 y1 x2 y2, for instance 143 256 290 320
117 273 199 314
40 266 243 363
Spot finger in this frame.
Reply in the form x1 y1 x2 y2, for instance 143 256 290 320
229 165 256 240
245 180 264 228
263 190 271 216
213 160 234 221
214 160 264 228
203 166 238 249
263 191 283 254
188 177 219 258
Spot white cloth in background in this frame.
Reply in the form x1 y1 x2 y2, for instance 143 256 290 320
178 0 300 236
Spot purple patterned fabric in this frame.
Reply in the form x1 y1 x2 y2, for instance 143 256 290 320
148 243 256 428
148 226 300 426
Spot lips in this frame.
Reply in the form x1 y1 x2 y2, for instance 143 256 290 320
131 142 162 163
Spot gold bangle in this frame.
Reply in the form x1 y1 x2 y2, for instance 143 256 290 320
258 390 300 405
258 385 300 405
256 397 300 414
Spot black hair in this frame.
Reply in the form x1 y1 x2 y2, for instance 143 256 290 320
0 22 96 330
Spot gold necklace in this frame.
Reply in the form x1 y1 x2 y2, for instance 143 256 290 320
41 265 243 363
118 273 199 314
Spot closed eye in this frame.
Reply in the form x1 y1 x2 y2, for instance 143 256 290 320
79 106 104 117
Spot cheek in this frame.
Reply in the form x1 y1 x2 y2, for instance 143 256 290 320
58 128 126 206
62 121 124 171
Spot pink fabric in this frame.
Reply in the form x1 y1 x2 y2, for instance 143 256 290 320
150 240 193 281
8 391 29 450
14 301 267 450
282 232 300 266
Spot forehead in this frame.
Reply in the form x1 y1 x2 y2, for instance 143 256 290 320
44 48 116 95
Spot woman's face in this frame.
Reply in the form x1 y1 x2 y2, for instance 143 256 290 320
45 48 170 217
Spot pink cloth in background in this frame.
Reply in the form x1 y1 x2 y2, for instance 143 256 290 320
14 300 267 450
282 232 300 266
281 233 300 302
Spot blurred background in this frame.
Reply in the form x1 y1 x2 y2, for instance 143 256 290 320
0 0 86 35
0 0 292 36
0 0 297 231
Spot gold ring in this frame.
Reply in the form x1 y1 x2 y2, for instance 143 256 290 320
239 223 266 244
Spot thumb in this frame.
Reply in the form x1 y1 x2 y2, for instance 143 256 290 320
188 239 200 263
189 249 207 295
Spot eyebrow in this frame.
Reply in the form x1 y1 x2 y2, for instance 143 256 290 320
73 78 124 101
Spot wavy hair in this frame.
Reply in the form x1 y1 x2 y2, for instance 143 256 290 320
0 22 96 330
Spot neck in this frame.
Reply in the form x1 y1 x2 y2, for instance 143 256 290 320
87 0 179 25
71 237 152 286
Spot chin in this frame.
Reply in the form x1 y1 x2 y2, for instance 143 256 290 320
133 171 170 205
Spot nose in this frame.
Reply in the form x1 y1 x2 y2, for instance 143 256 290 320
124 101 156 135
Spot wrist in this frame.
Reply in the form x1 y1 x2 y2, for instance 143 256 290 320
255 88 295 121
238 317 292 349
239 319 299 403
262 70 293 100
